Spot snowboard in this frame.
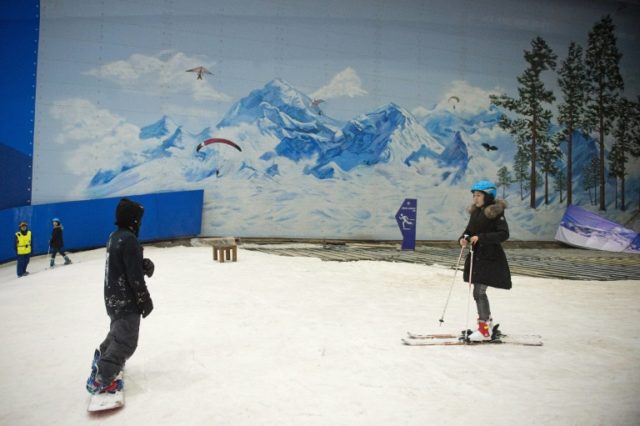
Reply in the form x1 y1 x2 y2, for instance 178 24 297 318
87 389 124 412
87 371 124 412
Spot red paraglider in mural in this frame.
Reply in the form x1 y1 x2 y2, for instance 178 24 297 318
196 138 242 153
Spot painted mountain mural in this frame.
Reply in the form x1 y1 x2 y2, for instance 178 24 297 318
82 78 632 240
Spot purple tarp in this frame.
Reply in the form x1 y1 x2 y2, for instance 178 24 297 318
555 205 640 253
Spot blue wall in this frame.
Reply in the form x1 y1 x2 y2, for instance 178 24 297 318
0 0 39 209
1 190 203 264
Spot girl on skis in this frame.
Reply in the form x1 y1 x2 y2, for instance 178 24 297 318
459 180 512 341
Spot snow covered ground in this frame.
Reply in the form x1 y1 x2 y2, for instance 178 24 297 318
1 245 639 425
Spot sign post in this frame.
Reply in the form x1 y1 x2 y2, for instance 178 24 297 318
395 198 417 250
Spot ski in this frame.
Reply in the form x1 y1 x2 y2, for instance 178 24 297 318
402 336 543 346
406 332 459 339
404 324 543 346
406 331 542 341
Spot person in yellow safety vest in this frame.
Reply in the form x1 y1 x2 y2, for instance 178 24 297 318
15 222 32 277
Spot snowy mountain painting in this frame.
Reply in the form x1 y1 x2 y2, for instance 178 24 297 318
29 0 640 242
61 77 629 241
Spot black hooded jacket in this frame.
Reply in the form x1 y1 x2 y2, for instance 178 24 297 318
104 198 152 318
50 226 64 249
460 199 512 290
104 227 152 317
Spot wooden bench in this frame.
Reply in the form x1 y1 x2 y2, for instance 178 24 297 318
211 237 237 263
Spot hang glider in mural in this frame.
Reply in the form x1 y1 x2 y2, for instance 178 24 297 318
196 138 242 153
186 66 213 80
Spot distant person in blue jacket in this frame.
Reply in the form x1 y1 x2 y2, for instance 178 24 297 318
49 218 72 268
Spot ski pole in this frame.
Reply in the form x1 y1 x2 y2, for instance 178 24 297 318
464 243 475 343
438 237 468 326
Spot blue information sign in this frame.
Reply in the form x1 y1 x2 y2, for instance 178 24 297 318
395 198 417 250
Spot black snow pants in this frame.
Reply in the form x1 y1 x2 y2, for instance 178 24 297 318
97 313 140 384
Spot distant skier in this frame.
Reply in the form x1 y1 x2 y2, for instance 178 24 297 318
459 180 512 341
86 198 155 394
49 218 72 268
15 221 32 277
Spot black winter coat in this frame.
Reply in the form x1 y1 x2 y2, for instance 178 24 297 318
50 227 64 249
461 200 512 290
104 227 152 318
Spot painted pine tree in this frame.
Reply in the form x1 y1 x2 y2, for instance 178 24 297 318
585 15 624 211
539 135 562 205
491 37 557 209
554 168 567 204
513 148 529 201
583 157 599 206
557 42 589 207
496 166 513 199
609 98 636 210
629 97 640 209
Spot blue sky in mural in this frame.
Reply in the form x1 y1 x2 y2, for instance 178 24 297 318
35 0 640 128
31 0 640 239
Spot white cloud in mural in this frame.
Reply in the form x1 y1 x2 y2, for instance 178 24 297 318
161 104 219 131
86 51 231 102
50 98 155 175
435 80 503 115
311 67 367 100
410 106 431 120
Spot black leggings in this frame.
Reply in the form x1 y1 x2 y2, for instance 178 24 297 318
473 284 491 321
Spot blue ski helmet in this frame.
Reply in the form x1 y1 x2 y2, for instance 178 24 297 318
52 217 61 223
470 180 497 198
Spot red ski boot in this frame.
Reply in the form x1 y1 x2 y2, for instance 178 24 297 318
468 319 492 342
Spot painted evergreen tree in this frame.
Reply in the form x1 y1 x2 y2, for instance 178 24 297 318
496 166 513 199
557 42 589 207
583 157 599 205
491 36 557 209
609 98 636 211
513 148 529 201
631 96 640 158
585 15 624 211
538 136 562 205
631 97 640 208
524 170 544 196
554 168 567 204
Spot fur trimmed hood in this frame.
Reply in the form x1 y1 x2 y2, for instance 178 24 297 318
468 199 507 219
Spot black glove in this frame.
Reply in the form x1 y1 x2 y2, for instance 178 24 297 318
143 258 155 278
139 297 154 318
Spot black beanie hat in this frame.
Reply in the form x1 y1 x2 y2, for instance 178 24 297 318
115 198 144 231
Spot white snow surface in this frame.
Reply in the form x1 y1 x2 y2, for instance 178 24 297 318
1 245 639 425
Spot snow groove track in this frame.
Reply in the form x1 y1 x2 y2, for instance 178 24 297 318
243 244 640 281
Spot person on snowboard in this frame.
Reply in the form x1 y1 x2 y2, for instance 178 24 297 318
459 180 512 342
86 198 155 394
49 218 72 268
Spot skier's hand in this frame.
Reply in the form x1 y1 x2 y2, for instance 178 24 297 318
469 236 479 245
140 297 154 318
143 258 155 278
459 238 467 247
